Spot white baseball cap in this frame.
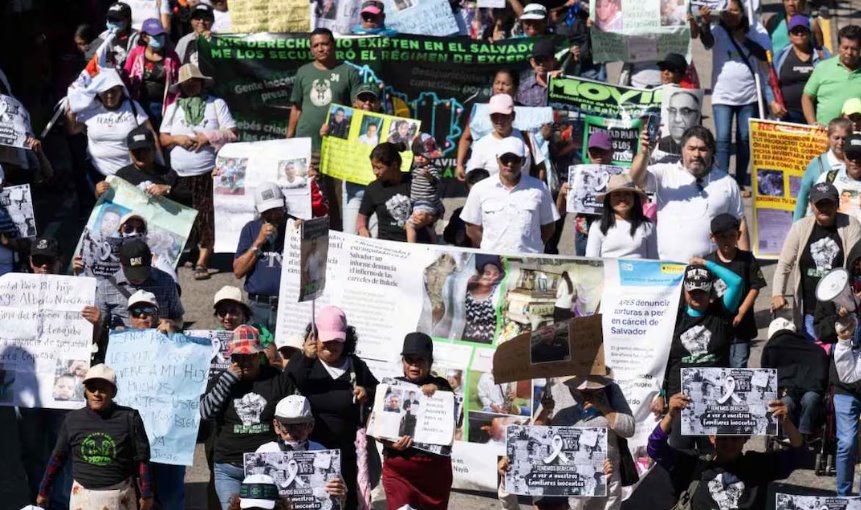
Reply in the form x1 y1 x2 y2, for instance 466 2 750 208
213 285 246 308
239 474 278 510
274 395 315 424
496 136 526 158
254 182 285 213
275 334 305 352
767 317 797 339
127 289 158 310
83 363 117 388
520 2 548 20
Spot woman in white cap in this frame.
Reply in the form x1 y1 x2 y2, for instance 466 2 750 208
226 474 289 510
585 174 657 259
36 364 153 510
160 63 237 280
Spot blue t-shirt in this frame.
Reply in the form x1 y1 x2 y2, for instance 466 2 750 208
235 218 286 297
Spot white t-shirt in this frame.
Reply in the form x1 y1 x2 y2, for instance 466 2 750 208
460 174 560 254
710 24 772 106
585 219 658 259
648 163 745 261
128 0 171 31
161 97 236 176
77 100 150 176
816 168 861 222
465 131 545 177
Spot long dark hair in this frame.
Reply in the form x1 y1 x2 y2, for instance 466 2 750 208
369 142 404 167
599 191 650 237
304 322 358 356
560 271 573 294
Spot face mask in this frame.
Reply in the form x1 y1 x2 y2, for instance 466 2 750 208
148 35 165 50
106 20 127 32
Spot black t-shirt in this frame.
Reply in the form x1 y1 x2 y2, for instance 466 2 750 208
142 58 166 106
115 163 192 206
359 174 413 242
779 50 815 114
52 405 150 490
214 365 296 464
665 300 734 396
705 250 767 341
800 222 844 313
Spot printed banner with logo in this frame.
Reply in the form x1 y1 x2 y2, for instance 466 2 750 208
750 120 827 259
589 0 691 63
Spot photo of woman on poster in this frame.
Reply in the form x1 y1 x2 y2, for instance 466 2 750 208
595 0 623 31
463 256 504 344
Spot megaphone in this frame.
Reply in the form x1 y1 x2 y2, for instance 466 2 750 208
816 268 858 313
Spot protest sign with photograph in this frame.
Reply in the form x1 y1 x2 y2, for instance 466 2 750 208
383 0 460 35
298 216 329 302
229 0 311 32
244 449 342 510
77 227 123 278
106 329 212 465
589 0 690 63
213 138 313 252
681 367 779 436
0 273 96 409
185 329 233 385
372 380 455 446
776 494 861 510
690 0 729 10
505 425 608 497
0 94 32 149
652 87 705 164
566 165 626 214
750 120 828 258
0 184 36 240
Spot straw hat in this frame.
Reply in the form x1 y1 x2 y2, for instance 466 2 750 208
170 63 215 93
593 173 648 203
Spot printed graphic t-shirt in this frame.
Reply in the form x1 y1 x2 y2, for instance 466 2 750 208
359 174 413 243
800 222 844 313
77 100 150 176
290 62 361 151
665 301 734 396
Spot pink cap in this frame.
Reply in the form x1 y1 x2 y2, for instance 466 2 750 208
488 94 514 116
361 0 383 14
315 305 347 343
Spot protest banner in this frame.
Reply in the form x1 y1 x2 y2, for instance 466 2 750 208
681 367 778 436
652 87 705 164
549 76 663 167
589 0 690 63
372 380 455 445
506 425 608 497
470 104 553 168
229 0 311 33
0 94 32 149
690 0 728 10
185 329 232 385
382 0 460 35
566 165 626 214
298 216 330 302
78 228 123 278
0 273 95 409
245 450 342 510
106 329 212 465
212 138 313 252
77 176 198 271
320 105 418 185
776 494 861 510
276 232 681 490
0 184 36 239
750 120 827 258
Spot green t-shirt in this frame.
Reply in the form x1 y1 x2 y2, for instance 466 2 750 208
290 61 361 151
803 56 861 125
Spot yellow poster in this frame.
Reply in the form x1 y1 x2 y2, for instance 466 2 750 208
228 0 311 33
320 104 419 185
750 119 827 259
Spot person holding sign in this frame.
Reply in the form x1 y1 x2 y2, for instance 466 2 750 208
381 333 454 510
584 174 657 259
647 393 803 510
36 364 153 510
226 474 288 510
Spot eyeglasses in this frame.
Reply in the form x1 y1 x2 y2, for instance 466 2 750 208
122 224 146 235
130 306 158 318
31 255 55 267
498 154 522 166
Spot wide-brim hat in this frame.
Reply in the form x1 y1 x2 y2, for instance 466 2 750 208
170 63 215 94
564 374 614 390
593 173 648 203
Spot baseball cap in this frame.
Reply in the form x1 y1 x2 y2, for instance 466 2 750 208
587 131 612 151
352 82 380 101
191 3 216 20
787 14 810 32
657 53 688 73
127 289 158 310
844 133 861 159
709 213 740 235
315 305 347 343
274 395 315 423
127 126 155 151
275 334 305 352
254 182 285 213
531 38 555 60
83 364 117 388
488 94 514 116
119 213 147 231
401 332 434 358
228 325 263 356
411 133 442 159
30 237 59 258
239 474 278 510
213 285 248 310
361 0 384 15
141 18 166 36
496 136 526 158
842 97 861 116
520 2 548 20
119 238 152 282
106 2 132 21
767 317 797 339
809 181 840 204
683 265 714 292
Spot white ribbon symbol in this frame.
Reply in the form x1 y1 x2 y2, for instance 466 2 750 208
283 459 306 488
717 376 736 404
543 434 569 464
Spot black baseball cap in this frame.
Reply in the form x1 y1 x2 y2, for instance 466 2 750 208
710 213 740 235
120 238 152 282
191 4 215 20
683 265 714 292
401 332 433 359
809 181 839 205
30 237 59 258
106 2 132 21
531 39 556 60
844 133 861 160
657 53 688 74
127 126 155 151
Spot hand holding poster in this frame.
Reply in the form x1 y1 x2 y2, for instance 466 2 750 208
0 274 96 409
776 494 861 510
383 0 460 35
298 216 329 302
505 425 608 497
244 450 342 510
106 329 212 465
372 381 455 445
566 165 626 214
681 367 778 436
0 94 32 149
0 184 36 239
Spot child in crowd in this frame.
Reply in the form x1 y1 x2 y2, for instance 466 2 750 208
705 213 766 368
406 133 445 243
444 168 490 247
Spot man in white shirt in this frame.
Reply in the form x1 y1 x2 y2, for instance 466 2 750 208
465 94 544 177
461 136 559 253
629 125 749 261
816 133 861 222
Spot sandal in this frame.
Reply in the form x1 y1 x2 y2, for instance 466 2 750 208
193 265 211 280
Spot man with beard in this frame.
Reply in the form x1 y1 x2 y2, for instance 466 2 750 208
630 126 748 261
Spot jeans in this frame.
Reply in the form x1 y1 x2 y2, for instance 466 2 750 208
729 341 750 368
248 299 278 333
781 391 822 435
214 462 245 510
804 313 817 343
833 393 861 495
713 102 757 188
342 182 377 236
151 463 186 509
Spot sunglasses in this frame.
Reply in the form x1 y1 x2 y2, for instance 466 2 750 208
216 306 243 318
122 224 146 235
790 28 809 35
130 306 158 318
499 154 522 166
356 93 376 103
31 255 55 267
362 13 378 21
